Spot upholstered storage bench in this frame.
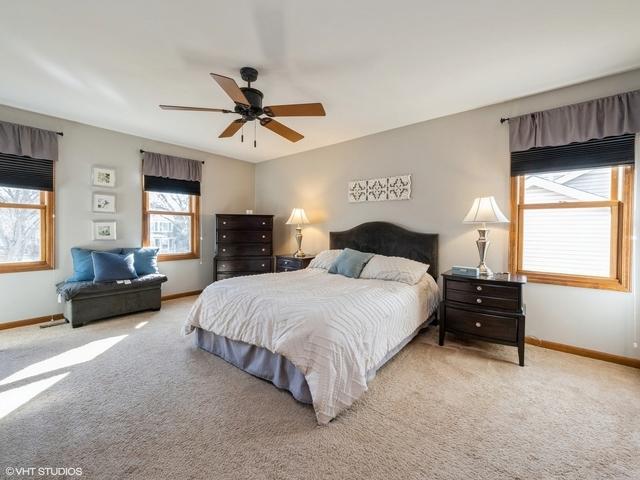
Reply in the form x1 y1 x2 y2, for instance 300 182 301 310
56 274 168 328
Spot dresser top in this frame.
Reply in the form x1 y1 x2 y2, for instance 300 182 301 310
442 270 527 285
216 213 274 217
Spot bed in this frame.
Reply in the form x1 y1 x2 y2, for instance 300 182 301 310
183 222 439 424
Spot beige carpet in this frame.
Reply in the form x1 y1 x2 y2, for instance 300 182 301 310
1 297 639 480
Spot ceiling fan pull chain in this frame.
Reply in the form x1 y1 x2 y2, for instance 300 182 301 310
241 124 244 143
254 121 257 148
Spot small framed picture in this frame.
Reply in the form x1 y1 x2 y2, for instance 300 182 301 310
92 193 116 213
92 166 116 188
92 221 117 241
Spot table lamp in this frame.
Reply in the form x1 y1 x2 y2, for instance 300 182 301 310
463 196 509 277
285 208 310 258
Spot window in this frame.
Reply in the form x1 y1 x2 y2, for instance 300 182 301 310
0 186 54 273
142 191 200 261
509 165 633 291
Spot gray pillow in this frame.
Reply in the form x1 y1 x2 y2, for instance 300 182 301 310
328 248 374 278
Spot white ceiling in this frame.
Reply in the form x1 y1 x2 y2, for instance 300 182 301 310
1 1 639 163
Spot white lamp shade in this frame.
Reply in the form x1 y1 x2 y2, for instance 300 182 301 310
463 196 509 224
285 208 310 225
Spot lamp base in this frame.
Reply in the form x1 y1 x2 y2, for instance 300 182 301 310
293 227 305 258
476 228 493 277
477 262 493 277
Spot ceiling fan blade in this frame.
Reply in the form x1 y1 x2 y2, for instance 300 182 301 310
210 73 250 107
263 103 326 117
159 105 233 113
260 118 304 142
219 119 246 138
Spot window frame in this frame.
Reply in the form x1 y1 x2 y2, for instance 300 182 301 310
0 189 55 274
509 165 633 292
142 190 200 262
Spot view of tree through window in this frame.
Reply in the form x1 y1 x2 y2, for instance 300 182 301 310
148 192 192 254
0 187 42 263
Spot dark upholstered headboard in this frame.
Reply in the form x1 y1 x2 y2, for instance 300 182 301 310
329 222 439 279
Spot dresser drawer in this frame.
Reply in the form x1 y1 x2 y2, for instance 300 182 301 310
218 230 272 243
216 257 272 273
217 215 272 231
218 244 272 257
445 306 518 343
216 272 263 281
446 278 519 300
447 289 519 312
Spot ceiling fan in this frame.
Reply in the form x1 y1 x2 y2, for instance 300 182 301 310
159 67 325 145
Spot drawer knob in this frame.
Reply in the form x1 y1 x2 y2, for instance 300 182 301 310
261 264 265 267
223 221 227 225
262 221 266 225
261 248 265 252
476 285 482 291
475 322 482 328
284 260 289 264
221 264 226 268
476 298 482 304
222 248 226 252
262 235 266 238
222 235 226 239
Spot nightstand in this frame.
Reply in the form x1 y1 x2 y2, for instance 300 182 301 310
439 270 527 366
275 254 315 272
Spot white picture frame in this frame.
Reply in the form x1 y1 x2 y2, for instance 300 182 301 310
92 221 117 241
92 193 116 213
92 166 116 188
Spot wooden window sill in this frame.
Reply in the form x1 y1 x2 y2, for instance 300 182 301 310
517 270 629 292
158 253 200 262
0 261 53 274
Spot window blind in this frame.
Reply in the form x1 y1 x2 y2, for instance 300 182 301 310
143 175 200 196
0 153 54 191
511 134 635 176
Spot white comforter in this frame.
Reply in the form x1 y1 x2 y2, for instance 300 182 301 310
183 268 439 424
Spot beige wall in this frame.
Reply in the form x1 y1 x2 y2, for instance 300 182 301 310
0 104 255 325
255 69 640 359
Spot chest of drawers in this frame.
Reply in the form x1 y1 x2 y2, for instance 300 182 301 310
214 214 274 281
439 270 527 366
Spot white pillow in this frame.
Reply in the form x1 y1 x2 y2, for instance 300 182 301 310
360 254 429 285
308 249 343 270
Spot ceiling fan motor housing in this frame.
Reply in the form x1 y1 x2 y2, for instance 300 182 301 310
237 87 264 119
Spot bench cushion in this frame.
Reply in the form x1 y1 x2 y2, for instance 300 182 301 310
56 273 167 301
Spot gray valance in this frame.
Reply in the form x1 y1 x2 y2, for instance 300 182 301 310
0 120 59 161
142 151 202 182
509 89 640 152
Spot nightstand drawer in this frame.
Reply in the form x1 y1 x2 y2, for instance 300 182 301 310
277 257 303 270
446 278 518 300
218 230 272 243
217 244 272 257
217 258 271 273
447 289 519 312
445 306 517 343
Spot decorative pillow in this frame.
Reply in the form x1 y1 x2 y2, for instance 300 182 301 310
121 247 160 276
360 254 429 285
92 251 138 283
328 248 374 279
308 249 343 270
67 247 122 282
